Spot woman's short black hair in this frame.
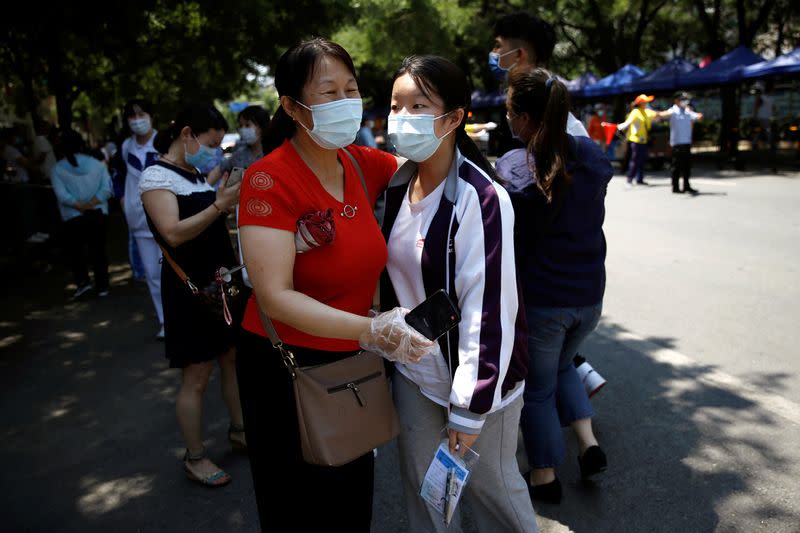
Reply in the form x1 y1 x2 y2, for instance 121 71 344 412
123 99 154 119
238 105 271 132
493 12 556 66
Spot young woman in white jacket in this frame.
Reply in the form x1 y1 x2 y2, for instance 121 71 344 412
381 55 539 533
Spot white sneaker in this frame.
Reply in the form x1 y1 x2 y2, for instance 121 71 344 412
71 284 92 300
156 325 165 340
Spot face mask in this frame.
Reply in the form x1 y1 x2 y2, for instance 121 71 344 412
295 98 363 149
388 113 455 162
488 49 520 80
506 113 521 141
239 127 258 145
129 117 151 136
184 135 218 170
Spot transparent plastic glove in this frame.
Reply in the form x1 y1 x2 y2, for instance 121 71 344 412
359 307 435 364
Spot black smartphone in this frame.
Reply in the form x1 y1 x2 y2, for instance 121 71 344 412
404 289 461 341
227 166 244 187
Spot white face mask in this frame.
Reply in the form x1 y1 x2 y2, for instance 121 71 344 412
129 117 151 136
295 98 363 149
387 113 455 162
239 126 258 145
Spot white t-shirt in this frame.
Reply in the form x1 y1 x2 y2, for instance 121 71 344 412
2 145 29 182
387 177 453 407
121 132 159 237
32 135 56 180
567 112 589 137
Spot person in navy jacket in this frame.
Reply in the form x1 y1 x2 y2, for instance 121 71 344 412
502 67 612 504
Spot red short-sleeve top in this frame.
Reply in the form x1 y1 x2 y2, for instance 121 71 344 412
238 139 398 351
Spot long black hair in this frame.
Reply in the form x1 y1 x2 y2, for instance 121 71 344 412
507 67 570 202
59 129 87 167
262 38 357 154
391 55 495 180
153 102 228 155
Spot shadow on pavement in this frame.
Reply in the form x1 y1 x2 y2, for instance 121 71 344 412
3 212 798 532
531 320 797 533
0 212 258 532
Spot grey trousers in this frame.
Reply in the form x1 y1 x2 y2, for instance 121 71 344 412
393 372 540 533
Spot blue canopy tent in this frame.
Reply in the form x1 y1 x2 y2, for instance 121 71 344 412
681 46 764 87
578 64 647 98
566 72 598 94
470 89 506 109
742 47 800 79
623 58 697 94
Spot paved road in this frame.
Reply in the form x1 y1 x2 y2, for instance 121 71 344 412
1 158 798 532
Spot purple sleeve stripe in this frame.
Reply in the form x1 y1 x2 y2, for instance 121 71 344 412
459 161 505 414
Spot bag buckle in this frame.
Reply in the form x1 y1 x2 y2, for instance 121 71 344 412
276 342 298 379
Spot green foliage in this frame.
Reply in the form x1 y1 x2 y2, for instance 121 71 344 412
0 0 794 137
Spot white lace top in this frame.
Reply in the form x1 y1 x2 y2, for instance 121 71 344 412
139 162 214 197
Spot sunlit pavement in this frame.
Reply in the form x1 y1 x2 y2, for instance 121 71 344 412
2 152 799 532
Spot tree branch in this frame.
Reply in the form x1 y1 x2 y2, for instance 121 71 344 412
745 0 777 45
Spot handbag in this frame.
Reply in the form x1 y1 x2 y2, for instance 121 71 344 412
159 244 250 327
253 147 399 466
257 308 400 466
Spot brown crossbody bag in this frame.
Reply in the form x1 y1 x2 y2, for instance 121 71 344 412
256 148 399 466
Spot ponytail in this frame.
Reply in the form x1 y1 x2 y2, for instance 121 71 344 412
456 128 496 180
508 68 571 203
261 106 296 155
153 122 181 154
59 129 86 167
153 103 228 155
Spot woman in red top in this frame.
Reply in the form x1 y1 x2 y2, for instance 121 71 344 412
236 38 432 531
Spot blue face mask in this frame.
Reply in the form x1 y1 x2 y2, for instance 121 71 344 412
488 52 506 80
488 48 520 80
184 135 218 171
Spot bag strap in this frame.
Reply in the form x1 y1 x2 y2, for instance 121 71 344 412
342 146 370 199
257 306 299 378
158 243 199 295
256 147 367 378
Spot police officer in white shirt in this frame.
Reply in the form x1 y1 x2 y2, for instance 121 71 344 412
658 91 703 195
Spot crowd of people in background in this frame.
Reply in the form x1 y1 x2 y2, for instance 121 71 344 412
5 7 790 533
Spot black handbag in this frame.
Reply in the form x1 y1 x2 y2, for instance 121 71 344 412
160 244 250 327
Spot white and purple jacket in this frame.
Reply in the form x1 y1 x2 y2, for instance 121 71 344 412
380 150 528 434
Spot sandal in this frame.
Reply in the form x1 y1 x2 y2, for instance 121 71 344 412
183 447 231 487
228 423 247 452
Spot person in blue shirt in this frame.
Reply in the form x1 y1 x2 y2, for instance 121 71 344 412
502 68 612 504
51 130 113 299
354 117 377 148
